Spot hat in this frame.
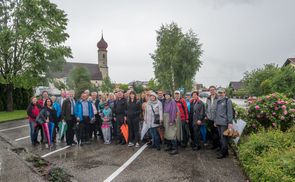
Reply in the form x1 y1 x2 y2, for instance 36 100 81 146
150 92 158 98
217 88 226 93
174 90 180 94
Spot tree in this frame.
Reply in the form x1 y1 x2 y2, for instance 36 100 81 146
271 66 295 98
151 22 202 93
146 78 160 91
67 66 91 98
242 64 280 96
101 76 114 93
133 84 144 94
52 79 67 91
117 83 129 92
0 0 71 111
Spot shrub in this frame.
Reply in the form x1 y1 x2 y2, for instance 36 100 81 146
247 93 295 131
238 127 295 182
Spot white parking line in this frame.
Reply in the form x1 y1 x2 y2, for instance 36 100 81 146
41 146 70 158
0 124 28 132
15 135 30 142
104 144 148 182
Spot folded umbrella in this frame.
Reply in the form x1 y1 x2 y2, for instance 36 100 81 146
42 123 51 145
120 123 129 142
58 121 68 140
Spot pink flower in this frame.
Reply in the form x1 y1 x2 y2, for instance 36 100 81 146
272 112 276 116
266 96 270 99
290 109 295 113
274 107 279 111
281 105 287 110
283 110 288 115
281 116 285 120
255 105 260 110
272 122 276 127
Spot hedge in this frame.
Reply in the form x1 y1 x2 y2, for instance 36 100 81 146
0 84 33 111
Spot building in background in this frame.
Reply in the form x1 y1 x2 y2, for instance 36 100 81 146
283 58 295 68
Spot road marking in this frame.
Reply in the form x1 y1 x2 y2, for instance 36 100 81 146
15 135 30 142
41 146 70 158
104 144 148 182
0 125 28 132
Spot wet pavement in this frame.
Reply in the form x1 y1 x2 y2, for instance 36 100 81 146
0 119 247 182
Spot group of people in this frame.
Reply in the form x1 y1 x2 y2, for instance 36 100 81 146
27 86 234 159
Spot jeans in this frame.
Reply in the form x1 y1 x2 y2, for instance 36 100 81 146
29 122 36 144
200 125 207 143
150 127 160 148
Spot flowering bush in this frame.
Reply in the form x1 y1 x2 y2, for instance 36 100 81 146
247 93 295 131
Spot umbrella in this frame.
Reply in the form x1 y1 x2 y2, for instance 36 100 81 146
141 121 150 140
42 123 51 145
49 122 55 143
120 124 128 142
58 121 68 140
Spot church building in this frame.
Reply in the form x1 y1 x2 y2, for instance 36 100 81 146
53 34 109 87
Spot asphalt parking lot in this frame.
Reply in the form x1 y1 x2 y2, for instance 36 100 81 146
0 119 246 182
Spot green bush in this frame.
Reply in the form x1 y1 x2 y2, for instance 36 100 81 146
238 127 295 182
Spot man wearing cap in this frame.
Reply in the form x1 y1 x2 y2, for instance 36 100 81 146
214 88 234 159
174 90 189 148
206 86 219 150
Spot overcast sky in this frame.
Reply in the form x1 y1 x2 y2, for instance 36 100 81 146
51 0 295 87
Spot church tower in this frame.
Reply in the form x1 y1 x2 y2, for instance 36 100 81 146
97 34 109 79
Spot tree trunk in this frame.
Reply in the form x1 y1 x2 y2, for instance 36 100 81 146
6 84 14 112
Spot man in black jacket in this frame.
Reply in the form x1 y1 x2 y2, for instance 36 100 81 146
61 90 77 146
112 90 127 144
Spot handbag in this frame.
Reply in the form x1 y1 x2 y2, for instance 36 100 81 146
151 105 160 124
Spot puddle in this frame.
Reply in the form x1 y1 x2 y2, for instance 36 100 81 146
11 147 26 154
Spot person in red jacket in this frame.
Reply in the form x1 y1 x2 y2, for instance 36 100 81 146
27 96 41 145
174 90 189 148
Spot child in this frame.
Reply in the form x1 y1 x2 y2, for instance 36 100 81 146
101 103 112 144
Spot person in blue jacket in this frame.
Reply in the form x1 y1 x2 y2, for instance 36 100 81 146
51 96 61 143
75 93 94 145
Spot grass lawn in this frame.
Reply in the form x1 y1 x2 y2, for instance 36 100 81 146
0 110 27 123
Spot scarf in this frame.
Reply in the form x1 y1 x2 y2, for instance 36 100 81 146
164 98 178 123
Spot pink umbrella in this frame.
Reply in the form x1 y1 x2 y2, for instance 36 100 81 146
42 123 51 146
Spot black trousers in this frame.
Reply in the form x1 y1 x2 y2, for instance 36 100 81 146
114 115 124 142
127 117 139 144
181 121 190 146
66 115 76 145
78 116 90 143
217 125 229 155
207 119 220 148
89 121 97 139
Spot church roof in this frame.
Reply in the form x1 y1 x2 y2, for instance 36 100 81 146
52 62 103 80
97 35 108 50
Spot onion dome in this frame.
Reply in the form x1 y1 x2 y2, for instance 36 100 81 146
97 35 108 50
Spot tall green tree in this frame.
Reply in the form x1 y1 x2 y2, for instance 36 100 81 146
67 66 91 98
0 0 71 111
242 64 280 96
271 66 295 98
146 78 160 91
151 22 202 93
101 76 114 93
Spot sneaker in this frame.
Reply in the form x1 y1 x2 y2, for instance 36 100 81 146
128 142 135 147
135 143 140 148
45 144 49 149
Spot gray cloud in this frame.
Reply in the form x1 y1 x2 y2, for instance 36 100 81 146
51 0 295 87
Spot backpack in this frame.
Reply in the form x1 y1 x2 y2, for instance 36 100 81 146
225 98 236 119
